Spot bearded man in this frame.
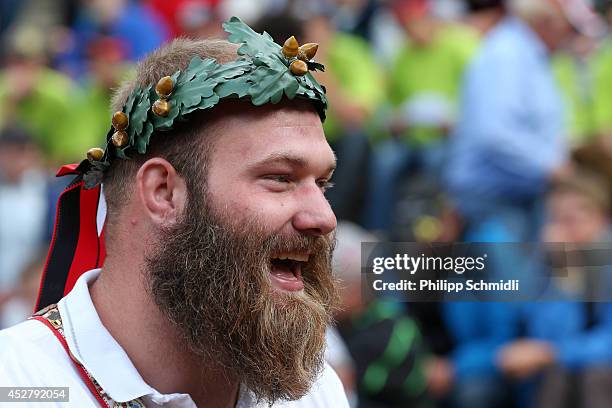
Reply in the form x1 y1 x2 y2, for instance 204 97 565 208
0 18 348 408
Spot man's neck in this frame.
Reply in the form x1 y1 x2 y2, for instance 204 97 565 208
89 263 240 408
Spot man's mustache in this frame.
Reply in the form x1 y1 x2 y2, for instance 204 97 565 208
260 231 336 259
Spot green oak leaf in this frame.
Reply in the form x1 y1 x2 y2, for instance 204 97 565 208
151 101 180 130
169 70 182 86
84 161 109 189
184 93 220 115
182 57 213 82
208 59 252 80
174 80 215 111
215 75 251 99
176 59 227 115
127 85 152 144
123 92 137 115
248 66 299 105
284 76 299 100
252 54 278 68
223 16 280 57
304 72 326 96
135 122 154 154
116 147 128 159
296 78 318 99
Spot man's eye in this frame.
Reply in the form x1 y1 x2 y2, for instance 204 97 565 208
318 180 335 192
266 175 290 183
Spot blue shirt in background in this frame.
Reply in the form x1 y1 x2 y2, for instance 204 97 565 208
446 17 567 218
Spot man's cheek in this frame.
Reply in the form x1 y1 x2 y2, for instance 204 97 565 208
244 199 294 228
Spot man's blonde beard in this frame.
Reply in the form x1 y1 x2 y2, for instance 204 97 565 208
145 193 338 404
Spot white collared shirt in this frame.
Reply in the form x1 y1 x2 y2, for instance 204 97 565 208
0 269 349 407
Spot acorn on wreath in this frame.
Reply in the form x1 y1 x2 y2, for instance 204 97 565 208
111 111 130 148
282 36 299 58
282 36 319 77
152 76 174 117
298 43 318 61
87 147 104 163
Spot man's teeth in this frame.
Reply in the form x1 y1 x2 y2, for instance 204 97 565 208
273 253 310 262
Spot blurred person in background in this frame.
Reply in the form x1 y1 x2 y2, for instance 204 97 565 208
592 0 612 142
498 171 612 408
463 0 506 34
331 0 377 38
0 250 46 329
443 2 578 407
333 222 433 407
566 0 612 211
397 187 515 408
56 0 169 78
362 0 479 233
0 26 76 165
446 0 578 244
389 171 463 241
0 0 20 37
553 32 604 149
0 0 78 63
146 0 223 39
69 35 133 163
177 1 225 40
0 126 49 315
550 0 608 147
300 8 384 225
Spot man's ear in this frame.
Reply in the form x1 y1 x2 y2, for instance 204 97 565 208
136 158 187 225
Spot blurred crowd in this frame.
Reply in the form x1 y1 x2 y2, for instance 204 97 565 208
2 0 612 407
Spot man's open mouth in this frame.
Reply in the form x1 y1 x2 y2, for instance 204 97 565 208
269 252 309 292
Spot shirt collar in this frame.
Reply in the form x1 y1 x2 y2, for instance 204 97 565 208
57 269 185 403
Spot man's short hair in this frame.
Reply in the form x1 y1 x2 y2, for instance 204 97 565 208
103 39 238 229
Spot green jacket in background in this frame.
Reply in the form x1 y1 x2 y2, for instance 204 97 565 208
554 39 612 146
324 32 386 143
0 66 134 165
388 23 479 145
593 40 612 135
0 68 75 163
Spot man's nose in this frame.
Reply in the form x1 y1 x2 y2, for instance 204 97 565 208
292 185 337 236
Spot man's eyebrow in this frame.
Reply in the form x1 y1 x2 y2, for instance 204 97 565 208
249 152 337 174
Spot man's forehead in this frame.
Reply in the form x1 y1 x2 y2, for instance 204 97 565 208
206 103 333 168
241 111 323 135
209 99 322 127
215 102 323 138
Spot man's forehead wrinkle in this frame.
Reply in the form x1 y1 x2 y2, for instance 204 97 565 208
257 117 322 134
253 105 322 131
218 101 320 124
219 115 322 142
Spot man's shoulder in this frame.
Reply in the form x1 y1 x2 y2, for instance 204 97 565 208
0 319 76 386
276 363 349 408
0 319 53 356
